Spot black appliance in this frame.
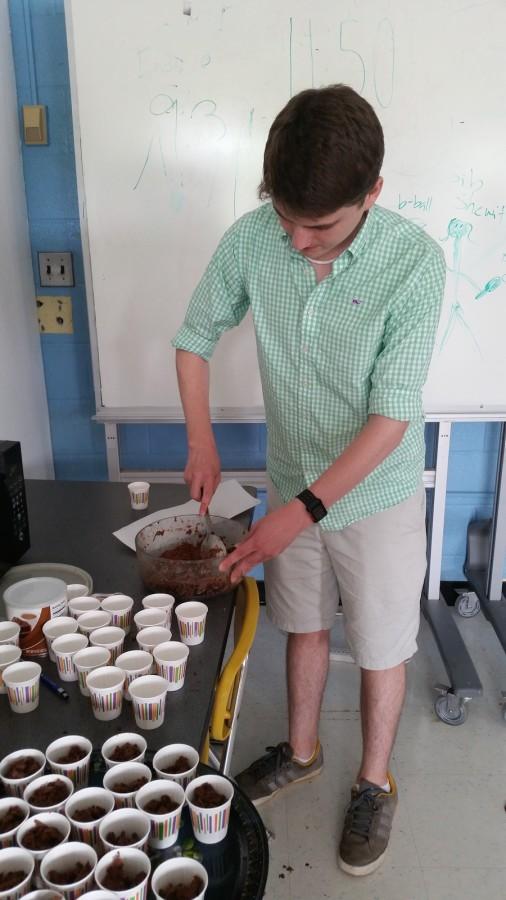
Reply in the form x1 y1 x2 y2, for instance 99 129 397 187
0 440 30 576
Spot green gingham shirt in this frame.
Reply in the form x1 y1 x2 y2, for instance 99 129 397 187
173 203 446 531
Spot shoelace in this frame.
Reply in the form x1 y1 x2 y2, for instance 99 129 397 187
345 788 379 839
248 742 292 779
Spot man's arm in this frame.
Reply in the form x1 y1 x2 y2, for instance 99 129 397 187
176 349 220 513
220 413 407 584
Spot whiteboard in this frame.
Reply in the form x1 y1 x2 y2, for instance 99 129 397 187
66 0 506 418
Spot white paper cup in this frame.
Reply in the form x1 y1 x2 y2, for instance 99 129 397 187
186 774 234 844
99 809 150 853
0 750 46 798
24 775 74 815
136 627 172 654
114 651 153 702
66 585 90 602
40 841 96 900
153 642 189 692
101 734 147 770
128 675 169 731
72 647 111 698
42 618 79 663
79 893 116 900
89 627 125 664
25 891 64 900
67 598 100 619
51 634 88 682
141 594 175 628
16 812 70 889
86 667 125 721
0 846 35 899
152 857 208 900
65 788 115 848
135 779 185 850
127 481 150 510
133 609 166 634
0 646 22 694
103 764 152 811
0 798 30 849
100 596 134 635
2 661 41 713
175 602 208 646
95 848 150 900
45 737 92 790
152 745 199 789
77 612 112 637
0 622 21 648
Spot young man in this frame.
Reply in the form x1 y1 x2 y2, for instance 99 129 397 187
173 84 446 877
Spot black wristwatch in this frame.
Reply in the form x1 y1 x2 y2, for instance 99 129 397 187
296 489 327 522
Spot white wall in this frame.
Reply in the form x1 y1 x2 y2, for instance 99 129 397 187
0 0 53 478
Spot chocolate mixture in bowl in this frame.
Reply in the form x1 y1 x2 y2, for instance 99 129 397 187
0 807 25 832
22 819 64 850
161 539 221 561
101 855 144 890
158 876 204 900
29 779 70 807
5 757 40 779
109 743 142 763
191 783 227 808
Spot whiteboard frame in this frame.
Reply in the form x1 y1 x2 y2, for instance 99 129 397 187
66 0 506 423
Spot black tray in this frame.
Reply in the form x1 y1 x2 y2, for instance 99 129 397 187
89 749 269 900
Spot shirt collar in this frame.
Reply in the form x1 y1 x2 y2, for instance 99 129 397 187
274 202 378 262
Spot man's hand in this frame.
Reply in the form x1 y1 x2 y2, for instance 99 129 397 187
219 500 311 585
184 444 221 514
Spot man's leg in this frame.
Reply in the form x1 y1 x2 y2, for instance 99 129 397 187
357 662 405 786
287 630 329 760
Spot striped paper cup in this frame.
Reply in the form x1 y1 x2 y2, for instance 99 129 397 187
0 797 30 848
114 651 153 702
101 734 147 769
0 846 34 900
86 667 125 721
77 611 112 637
175 602 208 646
65 787 115 848
95 848 150 900
141 594 175 629
133 609 166 634
0 750 46 799
40 841 96 900
45 736 92 789
42 617 78 663
100 596 134 635
153 641 189 691
2 661 41 713
51 634 88 683
16 812 70 889
102 763 152 810
135 627 172 655
135 779 185 849
24 891 65 900
98 808 150 853
128 675 169 731
0 645 22 694
185 774 234 844
0 621 21 647
152 744 199 789
67 597 100 619
89 627 125 665
151 858 208 900
72 647 111 698
24 775 74 815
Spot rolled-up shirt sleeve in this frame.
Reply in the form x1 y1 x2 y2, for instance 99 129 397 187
368 249 446 421
172 222 250 361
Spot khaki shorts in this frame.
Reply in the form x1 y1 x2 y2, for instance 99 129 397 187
264 479 427 670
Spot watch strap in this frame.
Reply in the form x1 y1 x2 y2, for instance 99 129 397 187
296 488 327 523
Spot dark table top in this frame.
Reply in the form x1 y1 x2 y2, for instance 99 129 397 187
0 479 255 756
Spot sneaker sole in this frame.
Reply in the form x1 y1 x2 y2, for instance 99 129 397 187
337 846 388 877
251 763 324 808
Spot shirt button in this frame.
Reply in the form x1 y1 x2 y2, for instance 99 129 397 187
302 344 308 353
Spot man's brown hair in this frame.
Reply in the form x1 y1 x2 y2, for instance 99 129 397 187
259 84 384 216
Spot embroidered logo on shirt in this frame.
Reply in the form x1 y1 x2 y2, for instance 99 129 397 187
351 298 363 306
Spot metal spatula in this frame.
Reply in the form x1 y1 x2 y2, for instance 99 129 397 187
201 510 227 557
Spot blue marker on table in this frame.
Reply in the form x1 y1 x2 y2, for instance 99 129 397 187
40 672 69 701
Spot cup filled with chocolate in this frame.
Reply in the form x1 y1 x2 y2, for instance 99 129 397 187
185 775 234 845
40 841 96 900
16 813 70 889
151 857 208 900
94 848 150 900
0 799 29 849
103 763 152 810
98 808 150 853
0 751 46 799
45 736 92 790
0 845 35 900
135 779 185 850
152 745 199 790
64 787 115 847
101 734 147 769
24 775 74 816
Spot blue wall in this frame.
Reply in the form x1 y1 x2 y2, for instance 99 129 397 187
8 0 502 580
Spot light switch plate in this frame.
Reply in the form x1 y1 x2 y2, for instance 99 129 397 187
38 251 74 287
36 296 73 334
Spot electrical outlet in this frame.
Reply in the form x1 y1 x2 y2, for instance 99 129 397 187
36 296 73 334
38 251 74 287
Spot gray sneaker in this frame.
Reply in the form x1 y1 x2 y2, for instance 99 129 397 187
234 741 323 807
337 773 398 876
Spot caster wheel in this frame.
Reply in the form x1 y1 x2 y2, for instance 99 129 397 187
456 592 480 618
434 693 468 725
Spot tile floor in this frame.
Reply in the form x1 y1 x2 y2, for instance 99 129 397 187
233 604 506 900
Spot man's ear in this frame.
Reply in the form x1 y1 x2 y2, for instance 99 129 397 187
364 176 383 210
